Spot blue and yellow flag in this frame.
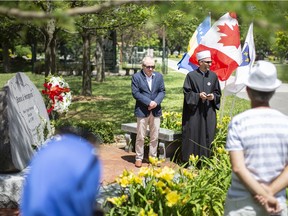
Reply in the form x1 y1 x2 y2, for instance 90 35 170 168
177 16 211 72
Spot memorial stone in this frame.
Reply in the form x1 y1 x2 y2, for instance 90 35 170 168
0 72 51 173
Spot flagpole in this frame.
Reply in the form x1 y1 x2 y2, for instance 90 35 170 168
229 94 237 118
219 80 227 124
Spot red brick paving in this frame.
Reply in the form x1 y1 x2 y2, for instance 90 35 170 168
98 144 177 185
0 209 19 216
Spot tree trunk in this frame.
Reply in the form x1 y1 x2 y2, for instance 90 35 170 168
50 32 57 75
31 41 37 74
101 55 105 82
2 41 10 73
94 38 105 82
43 18 56 77
81 31 92 96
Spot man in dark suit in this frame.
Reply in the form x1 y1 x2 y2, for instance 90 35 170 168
131 56 165 168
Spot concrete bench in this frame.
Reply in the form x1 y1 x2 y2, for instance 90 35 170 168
122 67 141 75
121 123 182 160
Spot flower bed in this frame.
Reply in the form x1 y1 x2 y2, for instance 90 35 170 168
105 115 232 215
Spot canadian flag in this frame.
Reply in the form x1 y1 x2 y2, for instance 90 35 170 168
189 12 242 81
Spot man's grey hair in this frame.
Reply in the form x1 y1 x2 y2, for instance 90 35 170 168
142 56 154 66
248 87 275 103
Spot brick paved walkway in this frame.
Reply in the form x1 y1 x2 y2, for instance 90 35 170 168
98 143 177 186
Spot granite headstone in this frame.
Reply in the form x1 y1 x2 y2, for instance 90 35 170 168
0 72 51 173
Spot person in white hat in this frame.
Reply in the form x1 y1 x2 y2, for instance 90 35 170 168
224 61 288 215
181 50 221 166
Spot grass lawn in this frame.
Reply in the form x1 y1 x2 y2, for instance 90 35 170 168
0 69 251 135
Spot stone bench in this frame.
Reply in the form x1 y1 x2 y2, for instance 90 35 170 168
121 123 182 160
122 67 141 76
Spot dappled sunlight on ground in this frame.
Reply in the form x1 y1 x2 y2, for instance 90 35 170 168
72 95 111 103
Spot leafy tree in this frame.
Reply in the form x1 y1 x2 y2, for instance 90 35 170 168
272 31 288 63
23 25 45 73
72 1 153 95
254 33 271 61
0 15 22 72
103 3 154 66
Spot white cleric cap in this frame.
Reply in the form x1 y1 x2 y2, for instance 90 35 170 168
196 50 211 61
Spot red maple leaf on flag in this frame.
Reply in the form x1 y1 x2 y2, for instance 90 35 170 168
217 23 240 48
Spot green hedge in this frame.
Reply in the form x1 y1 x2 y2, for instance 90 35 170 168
54 119 115 143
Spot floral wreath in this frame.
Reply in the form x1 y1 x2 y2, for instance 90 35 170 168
42 76 72 114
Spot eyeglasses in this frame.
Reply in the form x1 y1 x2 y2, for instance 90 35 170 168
201 61 212 64
144 65 155 69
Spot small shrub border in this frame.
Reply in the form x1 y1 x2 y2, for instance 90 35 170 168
54 119 115 143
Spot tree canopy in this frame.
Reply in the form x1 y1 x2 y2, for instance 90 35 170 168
0 1 287 94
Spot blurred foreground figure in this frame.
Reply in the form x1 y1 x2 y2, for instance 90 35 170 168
21 128 102 216
224 61 288 216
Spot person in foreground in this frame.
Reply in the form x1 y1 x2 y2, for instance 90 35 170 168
224 61 288 216
21 127 102 216
181 50 221 164
131 56 165 168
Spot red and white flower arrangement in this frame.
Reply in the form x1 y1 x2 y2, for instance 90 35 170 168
42 76 72 114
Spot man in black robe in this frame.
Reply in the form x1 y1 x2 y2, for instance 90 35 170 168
181 50 221 163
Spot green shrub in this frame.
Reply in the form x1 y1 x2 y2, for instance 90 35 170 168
34 61 45 74
15 45 31 58
160 111 182 131
54 119 115 143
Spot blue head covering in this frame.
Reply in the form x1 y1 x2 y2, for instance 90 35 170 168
21 134 102 216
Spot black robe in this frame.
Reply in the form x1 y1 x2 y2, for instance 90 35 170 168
181 69 221 162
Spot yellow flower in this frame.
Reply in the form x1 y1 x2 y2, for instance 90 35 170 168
149 156 157 165
132 175 143 185
116 176 130 187
147 209 158 216
149 156 164 167
156 166 175 181
116 170 143 187
189 154 199 163
182 169 194 180
138 208 158 216
217 147 225 154
155 180 166 188
164 187 171 194
138 166 153 177
217 123 223 129
166 191 180 207
162 112 169 119
107 195 128 207
122 169 130 176
155 180 166 194
138 208 145 216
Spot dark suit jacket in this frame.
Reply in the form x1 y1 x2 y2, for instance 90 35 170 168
131 70 165 117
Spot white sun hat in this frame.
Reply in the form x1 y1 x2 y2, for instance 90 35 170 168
196 50 211 61
244 60 282 92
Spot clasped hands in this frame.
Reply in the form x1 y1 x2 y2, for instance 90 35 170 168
148 101 157 110
254 184 283 215
200 92 214 102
